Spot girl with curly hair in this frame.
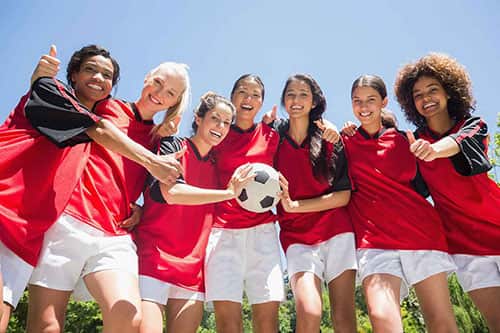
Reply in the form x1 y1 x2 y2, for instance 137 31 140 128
395 53 500 332
276 74 357 332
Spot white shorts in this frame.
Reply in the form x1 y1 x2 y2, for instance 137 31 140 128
205 223 285 304
357 249 456 300
139 275 204 305
0 240 33 307
453 254 500 292
286 232 357 283
29 214 138 296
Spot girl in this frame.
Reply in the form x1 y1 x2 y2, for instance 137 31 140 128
135 92 255 333
395 53 500 332
276 74 357 332
0 45 183 332
13 46 189 332
204 74 285 332
343 75 458 332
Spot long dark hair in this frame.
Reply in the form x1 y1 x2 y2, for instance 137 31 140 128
281 74 334 184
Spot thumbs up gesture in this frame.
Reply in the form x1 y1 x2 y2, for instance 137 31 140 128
262 105 278 125
406 130 438 162
31 45 61 85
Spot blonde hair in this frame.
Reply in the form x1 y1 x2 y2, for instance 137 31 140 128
149 62 191 137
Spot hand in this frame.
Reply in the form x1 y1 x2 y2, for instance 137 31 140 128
227 163 255 198
341 121 357 137
278 173 298 213
262 105 278 125
148 146 186 188
157 115 182 137
407 130 439 162
314 119 340 144
31 45 60 85
119 203 143 230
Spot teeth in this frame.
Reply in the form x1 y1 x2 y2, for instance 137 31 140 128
150 95 161 104
209 130 222 138
88 84 103 91
423 103 436 109
360 112 371 117
291 105 302 110
241 104 253 110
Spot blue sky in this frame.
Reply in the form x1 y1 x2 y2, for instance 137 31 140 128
1 0 498 148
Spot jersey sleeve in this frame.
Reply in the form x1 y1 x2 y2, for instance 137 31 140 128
448 117 491 176
24 77 102 148
148 136 185 203
411 165 430 198
331 140 353 192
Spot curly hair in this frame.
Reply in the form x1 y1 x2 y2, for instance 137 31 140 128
280 74 335 184
394 53 475 128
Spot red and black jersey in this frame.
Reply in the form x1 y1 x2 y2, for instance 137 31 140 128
275 134 353 252
212 122 279 229
343 127 448 251
0 78 100 265
415 116 500 255
63 99 155 235
134 137 217 292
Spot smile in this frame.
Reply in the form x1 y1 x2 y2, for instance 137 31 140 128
209 130 222 138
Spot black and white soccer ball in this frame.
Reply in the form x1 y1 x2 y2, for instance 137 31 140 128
236 163 281 213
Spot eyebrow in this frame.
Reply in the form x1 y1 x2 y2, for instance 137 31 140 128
413 83 439 93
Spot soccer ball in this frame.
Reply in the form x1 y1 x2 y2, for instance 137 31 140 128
236 163 281 213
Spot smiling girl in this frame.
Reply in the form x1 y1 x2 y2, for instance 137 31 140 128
343 75 458 332
275 74 357 332
395 53 500 332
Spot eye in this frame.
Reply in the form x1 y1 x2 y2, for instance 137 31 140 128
103 72 113 80
413 93 422 100
83 65 97 73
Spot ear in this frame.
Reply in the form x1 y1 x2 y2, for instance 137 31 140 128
70 72 77 85
382 97 389 108
195 115 202 127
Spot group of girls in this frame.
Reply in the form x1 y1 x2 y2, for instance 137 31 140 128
0 44 498 333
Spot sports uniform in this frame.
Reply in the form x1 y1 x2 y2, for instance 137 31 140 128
275 134 357 282
204 122 285 304
135 137 216 303
27 81 155 296
0 78 100 306
343 126 455 298
415 116 500 291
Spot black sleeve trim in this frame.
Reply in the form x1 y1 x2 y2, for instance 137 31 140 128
148 136 186 203
269 118 289 139
331 141 353 192
411 165 430 198
25 77 101 148
448 117 491 176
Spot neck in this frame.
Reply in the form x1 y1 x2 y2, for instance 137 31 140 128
235 118 254 131
426 112 454 135
288 118 309 145
134 100 156 120
361 121 382 136
189 134 211 157
75 93 94 110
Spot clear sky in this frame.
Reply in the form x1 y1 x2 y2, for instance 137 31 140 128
1 0 498 146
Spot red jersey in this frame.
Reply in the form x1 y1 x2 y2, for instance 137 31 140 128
415 117 500 255
343 127 448 251
275 135 353 252
212 122 279 229
135 137 216 292
0 78 100 265
64 99 154 235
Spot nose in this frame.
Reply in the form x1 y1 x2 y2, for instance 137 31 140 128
93 71 105 82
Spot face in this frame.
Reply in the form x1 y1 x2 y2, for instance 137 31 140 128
70 55 114 109
231 78 263 123
412 76 449 121
283 79 315 120
195 102 233 147
351 86 388 127
139 67 185 112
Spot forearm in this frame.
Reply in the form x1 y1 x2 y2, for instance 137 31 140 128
431 136 460 158
86 118 156 168
290 190 351 213
161 183 235 205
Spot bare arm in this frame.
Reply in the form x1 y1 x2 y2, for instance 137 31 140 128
86 119 183 185
282 190 351 213
159 163 253 205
